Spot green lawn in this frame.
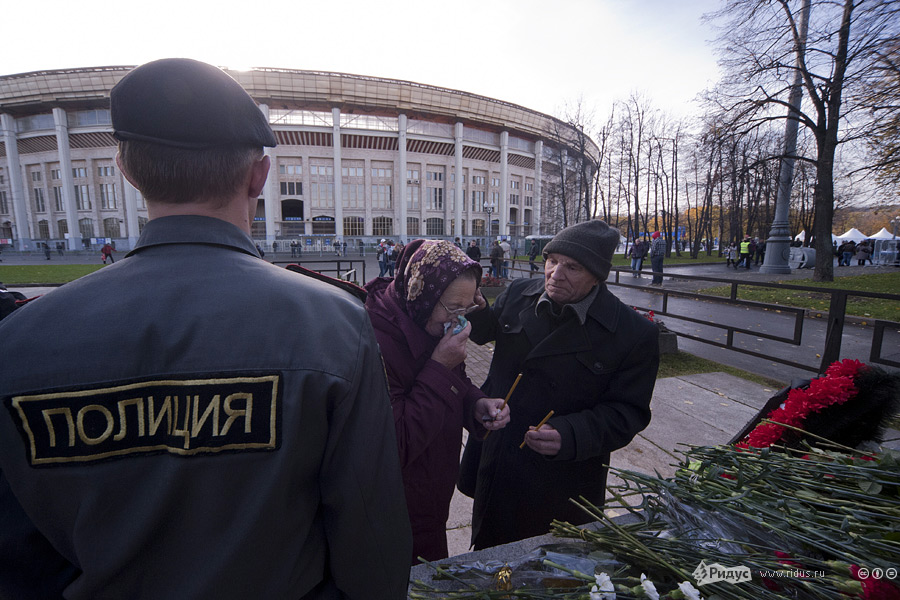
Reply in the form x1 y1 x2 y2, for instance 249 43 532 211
0 264 104 284
701 272 900 321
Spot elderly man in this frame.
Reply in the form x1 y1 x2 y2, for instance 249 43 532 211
0 59 411 599
462 219 659 550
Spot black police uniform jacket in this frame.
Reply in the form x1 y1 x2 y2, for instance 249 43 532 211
463 278 659 550
0 216 412 600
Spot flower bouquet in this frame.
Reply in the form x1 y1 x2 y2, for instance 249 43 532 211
732 359 900 450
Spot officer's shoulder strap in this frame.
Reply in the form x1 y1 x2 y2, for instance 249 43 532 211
284 264 368 303
0 289 37 322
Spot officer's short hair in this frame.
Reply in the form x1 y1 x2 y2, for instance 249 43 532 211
118 141 262 206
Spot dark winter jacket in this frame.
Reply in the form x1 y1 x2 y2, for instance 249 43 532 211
463 278 659 549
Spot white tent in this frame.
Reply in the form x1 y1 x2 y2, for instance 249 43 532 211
795 230 840 243
868 228 899 265
869 227 895 240
837 228 868 242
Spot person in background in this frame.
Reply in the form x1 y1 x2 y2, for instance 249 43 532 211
461 219 659 550
364 239 509 563
738 236 752 269
628 236 647 278
754 237 766 265
842 240 856 266
649 231 665 285
855 240 872 266
100 242 115 264
489 240 503 278
386 241 397 277
726 241 738 268
528 239 540 277
499 238 511 278
466 239 481 263
0 58 411 600
377 239 388 277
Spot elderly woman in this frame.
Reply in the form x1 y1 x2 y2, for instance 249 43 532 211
364 239 510 563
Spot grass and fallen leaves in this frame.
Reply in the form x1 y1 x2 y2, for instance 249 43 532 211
701 271 900 321
0 264 104 285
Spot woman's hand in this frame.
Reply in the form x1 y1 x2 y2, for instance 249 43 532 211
522 424 561 456
473 288 488 312
430 320 471 369
475 397 510 430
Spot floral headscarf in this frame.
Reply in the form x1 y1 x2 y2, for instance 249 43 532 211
389 239 482 328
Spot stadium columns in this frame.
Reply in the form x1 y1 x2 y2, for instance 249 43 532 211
500 130 508 238
398 114 408 242
332 107 343 240
534 140 543 235
1 113 31 250
454 122 463 239
52 108 81 251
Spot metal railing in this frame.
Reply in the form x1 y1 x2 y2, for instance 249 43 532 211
488 260 899 374
604 268 900 373
273 259 367 285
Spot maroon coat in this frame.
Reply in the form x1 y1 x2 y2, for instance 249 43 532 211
364 277 486 563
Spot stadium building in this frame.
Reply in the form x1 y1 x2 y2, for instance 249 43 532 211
0 66 597 252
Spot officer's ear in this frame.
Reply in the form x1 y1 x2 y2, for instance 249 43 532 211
247 154 270 199
115 152 140 190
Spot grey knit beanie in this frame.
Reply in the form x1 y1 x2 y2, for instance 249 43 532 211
542 219 619 281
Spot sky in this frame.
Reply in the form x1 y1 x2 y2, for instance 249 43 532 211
2 0 723 123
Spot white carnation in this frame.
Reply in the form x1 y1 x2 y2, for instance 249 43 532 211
677 581 703 600
589 572 616 599
640 573 660 600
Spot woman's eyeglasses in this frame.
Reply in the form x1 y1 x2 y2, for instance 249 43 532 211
439 299 480 317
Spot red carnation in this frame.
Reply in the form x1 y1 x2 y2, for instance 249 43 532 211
825 358 866 379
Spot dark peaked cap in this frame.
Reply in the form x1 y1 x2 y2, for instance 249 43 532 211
111 58 277 149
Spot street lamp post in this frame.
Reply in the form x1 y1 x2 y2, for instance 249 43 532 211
484 198 496 238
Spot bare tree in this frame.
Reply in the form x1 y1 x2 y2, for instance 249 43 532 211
707 0 899 281
862 40 900 192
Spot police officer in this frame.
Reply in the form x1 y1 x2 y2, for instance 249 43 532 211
0 58 411 599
